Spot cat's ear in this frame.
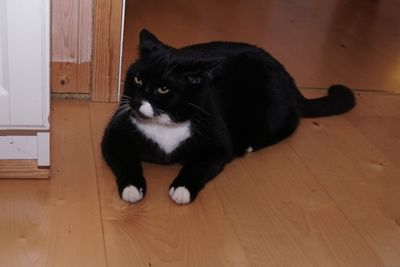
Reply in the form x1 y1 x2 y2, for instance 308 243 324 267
139 29 164 57
139 29 160 45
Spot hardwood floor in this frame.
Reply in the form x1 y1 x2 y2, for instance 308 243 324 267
1 92 399 266
122 0 400 93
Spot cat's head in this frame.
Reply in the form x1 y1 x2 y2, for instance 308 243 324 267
122 29 221 124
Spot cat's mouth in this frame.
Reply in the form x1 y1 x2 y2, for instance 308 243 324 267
131 109 153 120
131 108 175 125
128 100 177 125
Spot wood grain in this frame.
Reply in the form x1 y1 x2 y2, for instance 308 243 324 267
214 144 383 266
0 100 107 267
121 0 400 92
51 0 92 62
0 160 49 179
344 93 400 166
289 91 400 266
51 62 90 94
51 0 92 94
91 0 123 102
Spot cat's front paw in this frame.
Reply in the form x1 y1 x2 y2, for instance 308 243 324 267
169 186 191 204
121 185 144 203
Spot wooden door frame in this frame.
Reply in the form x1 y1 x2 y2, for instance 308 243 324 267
91 0 125 102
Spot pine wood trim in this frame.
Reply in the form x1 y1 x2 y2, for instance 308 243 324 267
51 0 92 95
0 160 50 179
91 0 124 102
51 62 90 94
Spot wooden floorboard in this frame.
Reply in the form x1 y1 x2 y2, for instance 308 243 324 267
344 93 400 166
0 100 107 267
214 143 383 266
289 91 400 266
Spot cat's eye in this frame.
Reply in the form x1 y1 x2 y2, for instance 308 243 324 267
157 87 170 94
134 76 143 86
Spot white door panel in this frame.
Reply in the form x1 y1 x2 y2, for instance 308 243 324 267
0 0 10 125
0 0 50 166
0 0 49 129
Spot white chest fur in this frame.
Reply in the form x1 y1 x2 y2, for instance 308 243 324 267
131 117 192 154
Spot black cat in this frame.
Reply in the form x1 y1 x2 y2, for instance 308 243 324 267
101 29 355 204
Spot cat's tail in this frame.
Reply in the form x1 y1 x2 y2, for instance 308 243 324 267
298 85 356 118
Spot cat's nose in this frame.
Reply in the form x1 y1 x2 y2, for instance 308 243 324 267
138 101 154 118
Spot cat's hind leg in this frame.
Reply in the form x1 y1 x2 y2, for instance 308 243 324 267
250 109 300 151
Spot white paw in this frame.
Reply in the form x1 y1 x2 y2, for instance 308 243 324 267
169 186 191 204
246 146 253 153
122 185 143 203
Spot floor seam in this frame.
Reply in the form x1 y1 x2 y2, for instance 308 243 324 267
87 102 110 267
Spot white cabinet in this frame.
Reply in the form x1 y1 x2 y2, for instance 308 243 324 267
0 0 50 168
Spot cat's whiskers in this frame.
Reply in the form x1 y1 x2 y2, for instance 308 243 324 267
109 103 132 128
121 94 132 99
162 62 180 80
118 104 130 111
190 120 203 136
114 107 131 119
119 101 130 106
188 102 210 116
153 107 178 125
120 100 131 104
118 96 132 107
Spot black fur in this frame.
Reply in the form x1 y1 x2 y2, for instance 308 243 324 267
102 29 355 204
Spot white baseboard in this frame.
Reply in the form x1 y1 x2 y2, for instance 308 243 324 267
0 132 50 166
